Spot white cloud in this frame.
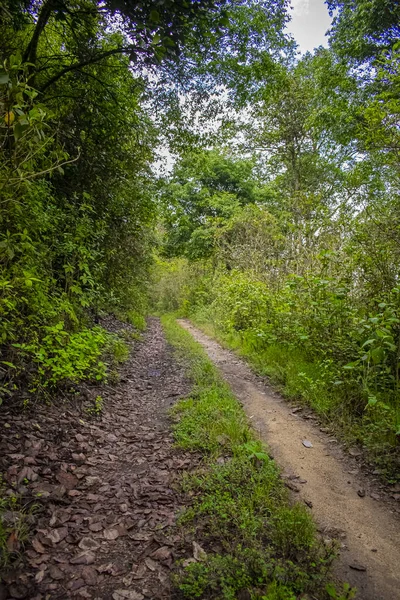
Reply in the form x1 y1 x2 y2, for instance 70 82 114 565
291 0 310 16
286 0 331 54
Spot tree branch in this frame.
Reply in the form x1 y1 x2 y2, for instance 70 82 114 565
40 47 145 92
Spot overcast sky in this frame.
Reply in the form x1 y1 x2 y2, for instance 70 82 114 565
286 0 332 54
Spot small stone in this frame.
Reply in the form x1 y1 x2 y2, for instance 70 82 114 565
302 439 313 448
349 562 367 571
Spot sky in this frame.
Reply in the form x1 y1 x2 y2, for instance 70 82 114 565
286 0 332 54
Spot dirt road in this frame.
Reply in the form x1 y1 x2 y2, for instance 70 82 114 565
178 320 400 600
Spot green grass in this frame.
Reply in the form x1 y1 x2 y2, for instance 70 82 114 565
161 314 355 600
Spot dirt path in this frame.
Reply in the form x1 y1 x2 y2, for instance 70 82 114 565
0 318 193 600
178 320 400 600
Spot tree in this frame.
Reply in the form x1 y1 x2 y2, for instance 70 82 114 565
161 150 259 259
0 0 230 90
327 0 400 63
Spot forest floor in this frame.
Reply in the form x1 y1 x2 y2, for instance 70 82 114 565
0 318 198 600
178 319 400 600
1 317 400 600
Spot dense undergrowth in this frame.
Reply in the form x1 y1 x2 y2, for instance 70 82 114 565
154 262 400 480
162 314 355 600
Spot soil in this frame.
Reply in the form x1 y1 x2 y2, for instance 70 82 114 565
178 319 400 600
0 318 195 600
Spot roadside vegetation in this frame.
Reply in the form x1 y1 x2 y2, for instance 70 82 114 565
162 314 354 600
153 8 400 478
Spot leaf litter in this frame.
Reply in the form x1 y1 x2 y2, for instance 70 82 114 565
0 317 197 599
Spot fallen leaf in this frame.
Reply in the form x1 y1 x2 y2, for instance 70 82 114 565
144 557 157 571
193 541 207 562
32 538 46 554
44 527 68 545
151 546 171 561
104 527 119 540
56 471 78 490
132 563 147 579
17 466 38 484
81 566 98 586
78 537 100 551
7 531 19 552
49 566 64 580
70 551 96 565
112 590 144 600
348 448 362 457
35 570 45 583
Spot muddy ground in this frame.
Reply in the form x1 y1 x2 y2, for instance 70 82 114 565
0 318 195 600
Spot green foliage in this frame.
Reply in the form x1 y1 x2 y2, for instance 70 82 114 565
86 394 104 416
127 311 146 332
162 315 344 600
327 0 400 62
13 324 109 392
107 336 130 365
161 150 260 260
154 39 400 476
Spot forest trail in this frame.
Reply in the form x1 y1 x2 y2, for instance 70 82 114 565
0 319 194 600
178 320 400 600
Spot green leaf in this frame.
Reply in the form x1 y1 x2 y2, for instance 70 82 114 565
0 70 9 85
14 121 29 141
1 361 16 369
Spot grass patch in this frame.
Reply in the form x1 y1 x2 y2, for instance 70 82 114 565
161 314 354 600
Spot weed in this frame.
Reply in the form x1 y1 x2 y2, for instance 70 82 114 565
0 477 35 568
86 394 103 415
127 311 146 331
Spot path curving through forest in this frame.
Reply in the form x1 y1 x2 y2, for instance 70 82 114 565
178 320 400 600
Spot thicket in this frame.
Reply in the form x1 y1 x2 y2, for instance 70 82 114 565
154 4 400 476
0 0 290 402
